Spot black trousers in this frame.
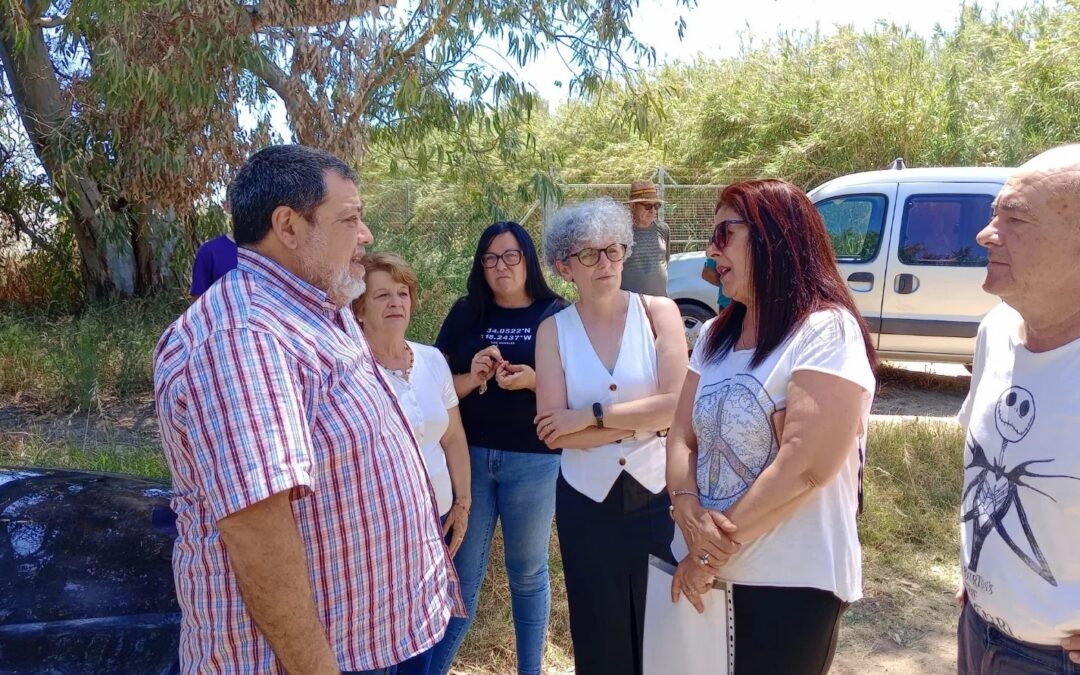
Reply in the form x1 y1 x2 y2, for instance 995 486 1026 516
732 584 847 675
555 471 674 675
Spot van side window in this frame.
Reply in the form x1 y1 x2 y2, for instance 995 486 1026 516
815 194 888 263
899 195 992 266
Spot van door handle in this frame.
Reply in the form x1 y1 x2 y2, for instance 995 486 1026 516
894 273 919 294
846 272 874 293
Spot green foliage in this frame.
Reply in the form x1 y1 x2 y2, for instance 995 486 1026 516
861 420 966 572
0 295 186 410
536 2 1080 188
0 436 170 480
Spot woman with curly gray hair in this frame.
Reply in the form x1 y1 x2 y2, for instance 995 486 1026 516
534 197 689 674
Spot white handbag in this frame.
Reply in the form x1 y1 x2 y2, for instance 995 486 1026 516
643 554 734 675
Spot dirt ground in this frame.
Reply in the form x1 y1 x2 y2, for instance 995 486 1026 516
833 572 961 674
0 362 973 674
837 361 969 674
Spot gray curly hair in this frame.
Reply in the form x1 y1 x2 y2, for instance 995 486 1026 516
543 197 634 271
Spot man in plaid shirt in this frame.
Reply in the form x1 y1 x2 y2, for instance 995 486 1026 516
154 144 462 675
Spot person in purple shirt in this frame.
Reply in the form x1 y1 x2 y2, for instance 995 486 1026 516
190 234 238 299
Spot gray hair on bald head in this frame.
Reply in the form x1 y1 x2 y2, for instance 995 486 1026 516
543 197 634 270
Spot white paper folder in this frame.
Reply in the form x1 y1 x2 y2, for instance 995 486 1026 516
643 555 733 675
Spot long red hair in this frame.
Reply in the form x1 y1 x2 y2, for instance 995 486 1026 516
703 179 877 368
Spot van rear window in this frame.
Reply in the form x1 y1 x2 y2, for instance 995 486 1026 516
899 195 992 266
816 194 888 263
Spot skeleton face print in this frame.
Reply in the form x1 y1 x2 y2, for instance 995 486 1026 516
963 384 1080 586
995 387 1035 443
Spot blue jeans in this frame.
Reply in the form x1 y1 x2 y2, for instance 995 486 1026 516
428 446 561 675
958 602 1078 674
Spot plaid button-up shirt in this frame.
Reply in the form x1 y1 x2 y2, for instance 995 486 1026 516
154 248 462 673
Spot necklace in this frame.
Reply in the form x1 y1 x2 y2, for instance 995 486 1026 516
373 341 414 381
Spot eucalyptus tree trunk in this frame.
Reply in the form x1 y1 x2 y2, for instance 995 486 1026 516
0 1 141 299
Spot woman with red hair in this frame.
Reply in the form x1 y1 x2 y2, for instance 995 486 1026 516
665 179 878 674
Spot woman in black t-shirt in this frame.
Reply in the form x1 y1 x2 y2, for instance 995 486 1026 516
427 222 566 675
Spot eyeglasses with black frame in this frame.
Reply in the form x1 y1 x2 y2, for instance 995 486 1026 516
710 219 748 250
567 243 627 267
639 203 661 212
480 249 524 269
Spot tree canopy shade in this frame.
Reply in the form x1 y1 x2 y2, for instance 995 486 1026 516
0 0 691 299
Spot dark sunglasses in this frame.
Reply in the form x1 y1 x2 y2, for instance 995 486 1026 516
710 219 747 250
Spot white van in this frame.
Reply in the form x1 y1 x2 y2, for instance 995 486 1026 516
667 165 1013 364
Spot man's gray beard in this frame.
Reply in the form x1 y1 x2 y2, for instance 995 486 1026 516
332 271 366 306
312 262 366 308
298 244 366 307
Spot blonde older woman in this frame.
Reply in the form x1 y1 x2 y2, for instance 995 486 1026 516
534 197 689 675
353 253 471 549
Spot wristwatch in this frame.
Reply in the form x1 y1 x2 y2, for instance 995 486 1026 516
592 401 604 429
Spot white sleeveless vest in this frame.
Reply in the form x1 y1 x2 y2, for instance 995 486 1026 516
554 293 667 502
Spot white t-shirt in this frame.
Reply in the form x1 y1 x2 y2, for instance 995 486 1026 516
677 308 875 602
958 303 1080 645
379 341 458 516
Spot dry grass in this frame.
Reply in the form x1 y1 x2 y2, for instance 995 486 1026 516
876 364 971 394
453 529 575 675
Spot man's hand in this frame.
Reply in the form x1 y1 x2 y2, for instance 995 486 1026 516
495 362 535 391
218 491 340 675
1062 631 1080 665
534 407 593 444
955 582 966 607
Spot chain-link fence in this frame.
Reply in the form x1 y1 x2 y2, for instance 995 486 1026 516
554 182 719 254
362 167 728 257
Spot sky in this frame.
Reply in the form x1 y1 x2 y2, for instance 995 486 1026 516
513 0 1037 105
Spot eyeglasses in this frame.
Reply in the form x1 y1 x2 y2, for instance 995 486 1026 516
568 243 627 267
710 219 747 250
480 249 523 268
640 203 661 211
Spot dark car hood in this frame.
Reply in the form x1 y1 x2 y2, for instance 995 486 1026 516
0 466 179 626
0 467 181 673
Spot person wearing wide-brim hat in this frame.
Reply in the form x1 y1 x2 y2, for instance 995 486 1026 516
621 180 671 297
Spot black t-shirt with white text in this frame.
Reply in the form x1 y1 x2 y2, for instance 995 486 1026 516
435 296 567 454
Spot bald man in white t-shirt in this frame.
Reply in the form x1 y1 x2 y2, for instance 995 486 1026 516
957 144 1080 674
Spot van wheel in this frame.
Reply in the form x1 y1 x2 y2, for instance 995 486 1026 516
678 302 716 353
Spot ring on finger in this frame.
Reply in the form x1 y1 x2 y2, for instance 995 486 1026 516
697 552 711 565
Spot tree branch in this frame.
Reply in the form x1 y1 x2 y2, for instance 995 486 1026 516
359 0 458 104
251 53 314 114
0 203 60 255
239 0 394 33
247 50 329 145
